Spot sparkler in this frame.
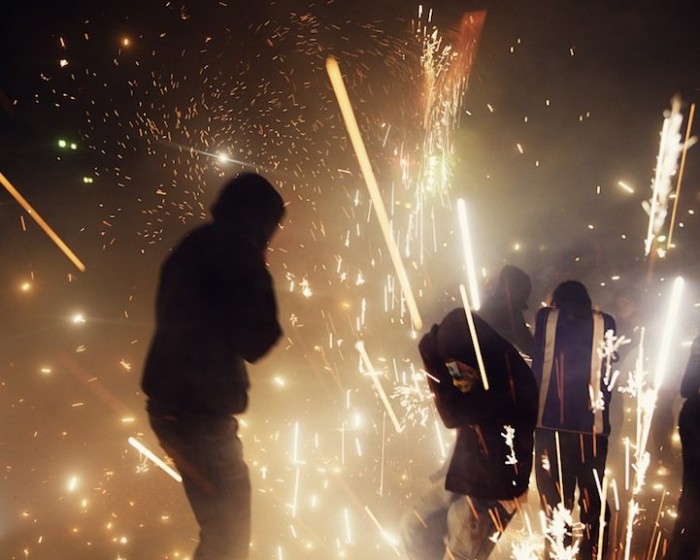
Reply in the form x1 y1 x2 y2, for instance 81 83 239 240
0 171 86 272
326 56 423 332
127 437 182 483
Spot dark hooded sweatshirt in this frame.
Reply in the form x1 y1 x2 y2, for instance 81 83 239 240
419 308 538 499
142 174 284 420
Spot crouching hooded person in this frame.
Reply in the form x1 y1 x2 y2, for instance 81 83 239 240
401 308 538 560
141 172 285 560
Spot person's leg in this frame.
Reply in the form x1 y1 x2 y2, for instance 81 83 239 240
400 476 453 560
665 401 700 560
574 433 609 560
666 489 700 560
150 414 251 560
535 429 577 557
443 496 514 560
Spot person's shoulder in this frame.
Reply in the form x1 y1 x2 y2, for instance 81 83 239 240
535 306 554 319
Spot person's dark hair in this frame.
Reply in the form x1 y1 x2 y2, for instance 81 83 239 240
211 172 285 228
551 280 592 318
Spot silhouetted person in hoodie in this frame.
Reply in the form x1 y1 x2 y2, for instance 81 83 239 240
141 173 285 560
478 264 534 358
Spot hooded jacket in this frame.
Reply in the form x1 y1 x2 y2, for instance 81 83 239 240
141 173 284 419
419 308 538 499
531 305 616 435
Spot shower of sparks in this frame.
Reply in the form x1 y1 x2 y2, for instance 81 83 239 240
0 171 87 272
392 374 432 427
591 330 629 412
502 424 517 466
355 341 404 433
326 56 423 332
543 504 581 560
642 97 697 257
617 277 683 559
127 437 182 483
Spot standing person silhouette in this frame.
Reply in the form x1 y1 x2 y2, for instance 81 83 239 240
532 280 616 559
665 334 700 560
478 264 535 359
141 173 285 559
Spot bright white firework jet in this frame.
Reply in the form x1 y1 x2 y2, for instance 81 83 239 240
617 276 684 560
457 198 481 310
459 283 489 390
643 97 696 257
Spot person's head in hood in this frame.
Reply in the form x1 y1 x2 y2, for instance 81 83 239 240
551 279 592 319
494 265 531 310
211 172 285 250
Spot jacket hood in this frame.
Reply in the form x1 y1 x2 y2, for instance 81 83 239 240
211 173 285 242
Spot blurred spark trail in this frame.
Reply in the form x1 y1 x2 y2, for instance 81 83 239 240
0 171 87 272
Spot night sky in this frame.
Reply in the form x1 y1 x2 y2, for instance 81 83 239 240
1 1 699 558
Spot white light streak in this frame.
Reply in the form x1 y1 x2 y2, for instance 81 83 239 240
355 341 404 433
654 276 684 389
326 56 423 332
457 199 481 310
458 284 489 390
128 437 182 482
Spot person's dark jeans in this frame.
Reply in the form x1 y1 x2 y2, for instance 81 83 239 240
665 399 700 560
149 413 251 560
535 428 610 560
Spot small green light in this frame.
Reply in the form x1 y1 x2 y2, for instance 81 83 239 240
70 143 77 150
58 139 67 148
82 177 94 184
